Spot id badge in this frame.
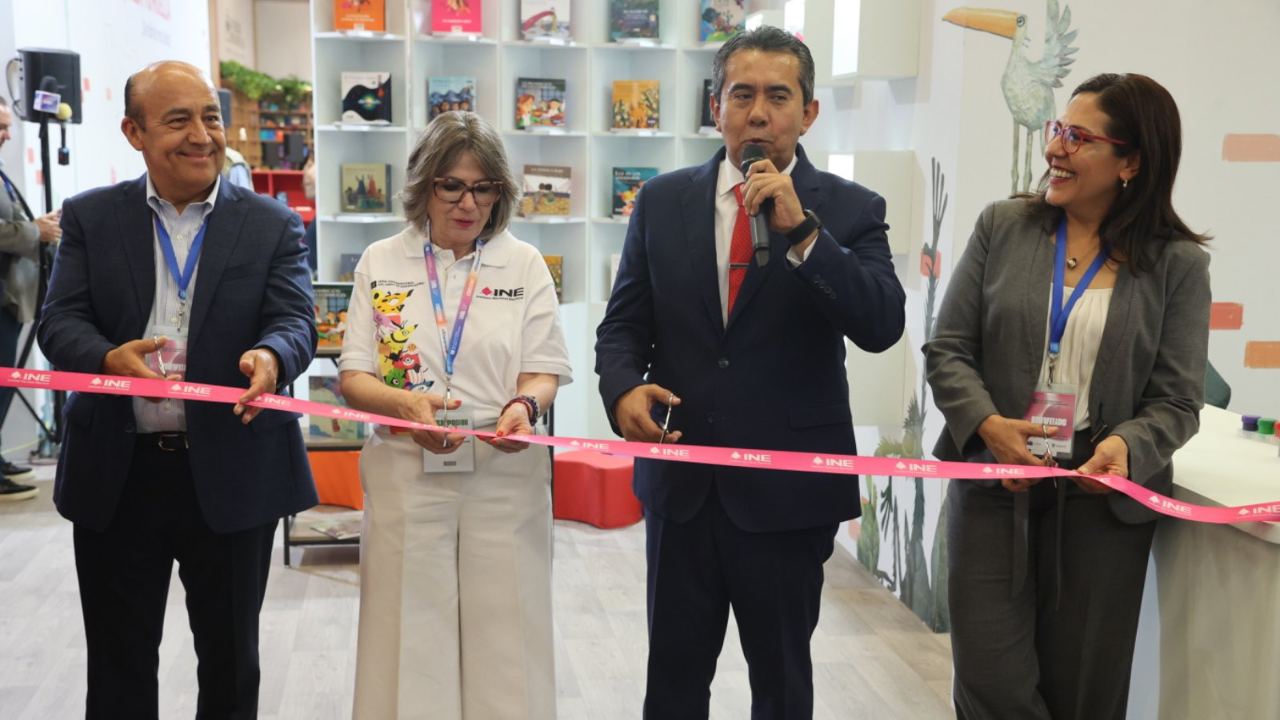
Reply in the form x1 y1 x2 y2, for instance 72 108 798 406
422 412 475 474
1025 383 1076 459
144 323 189 379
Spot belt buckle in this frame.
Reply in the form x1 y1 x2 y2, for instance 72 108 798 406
156 433 188 452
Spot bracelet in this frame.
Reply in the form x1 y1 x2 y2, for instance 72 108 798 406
501 395 539 424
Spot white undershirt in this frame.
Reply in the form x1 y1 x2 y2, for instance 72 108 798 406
1037 286 1111 429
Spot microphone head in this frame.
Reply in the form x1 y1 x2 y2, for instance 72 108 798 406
740 142 767 176
56 102 72 121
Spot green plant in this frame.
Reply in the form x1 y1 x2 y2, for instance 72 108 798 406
219 61 312 107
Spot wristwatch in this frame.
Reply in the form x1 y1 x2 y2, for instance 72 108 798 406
784 209 822 245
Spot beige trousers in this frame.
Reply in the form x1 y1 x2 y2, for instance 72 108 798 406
352 433 555 720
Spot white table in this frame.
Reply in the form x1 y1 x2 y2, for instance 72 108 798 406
1128 406 1280 719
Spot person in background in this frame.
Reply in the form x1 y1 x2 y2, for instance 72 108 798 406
38 61 316 717
301 152 318 276
339 111 571 720
595 26 905 718
925 73 1210 719
0 94 61 501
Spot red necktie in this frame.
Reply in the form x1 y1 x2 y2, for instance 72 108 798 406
728 184 752 315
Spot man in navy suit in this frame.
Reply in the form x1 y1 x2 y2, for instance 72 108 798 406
595 27 905 718
37 61 316 719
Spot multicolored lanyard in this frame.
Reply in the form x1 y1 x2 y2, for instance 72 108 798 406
153 214 209 332
1048 218 1108 376
423 239 484 389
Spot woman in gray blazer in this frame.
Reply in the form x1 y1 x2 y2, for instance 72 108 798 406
925 73 1211 719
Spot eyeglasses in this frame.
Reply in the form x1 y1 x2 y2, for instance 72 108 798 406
432 177 503 206
1043 120 1127 155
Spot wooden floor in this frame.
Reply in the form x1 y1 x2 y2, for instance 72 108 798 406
0 468 953 719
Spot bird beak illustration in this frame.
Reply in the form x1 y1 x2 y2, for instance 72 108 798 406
942 7 1021 39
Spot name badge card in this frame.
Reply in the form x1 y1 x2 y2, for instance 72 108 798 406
1025 382 1076 460
422 413 475 474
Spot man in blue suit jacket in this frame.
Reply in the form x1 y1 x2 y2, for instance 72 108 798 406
37 61 316 719
596 28 905 718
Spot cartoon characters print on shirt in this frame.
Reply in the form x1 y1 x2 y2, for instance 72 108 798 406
371 282 432 392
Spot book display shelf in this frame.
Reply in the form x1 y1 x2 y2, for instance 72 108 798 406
309 0 729 441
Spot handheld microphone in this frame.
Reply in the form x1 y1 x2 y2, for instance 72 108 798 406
56 102 71 165
739 143 771 267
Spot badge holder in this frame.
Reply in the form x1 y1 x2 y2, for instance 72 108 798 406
1025 381 1076 463
422 412 475 473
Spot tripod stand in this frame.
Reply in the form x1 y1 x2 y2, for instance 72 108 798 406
0 114 63 457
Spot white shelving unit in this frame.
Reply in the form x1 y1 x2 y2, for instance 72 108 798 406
309 0 725 441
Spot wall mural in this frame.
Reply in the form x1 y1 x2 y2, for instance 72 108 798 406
943 0 1078 194
855 159 951 632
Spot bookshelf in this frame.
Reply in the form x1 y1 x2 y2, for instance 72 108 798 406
308 0 919 442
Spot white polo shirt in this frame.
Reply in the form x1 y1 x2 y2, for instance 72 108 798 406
339 224 572 428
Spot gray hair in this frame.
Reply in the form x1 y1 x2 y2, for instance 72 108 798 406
711 25 815 106
402 111 518 241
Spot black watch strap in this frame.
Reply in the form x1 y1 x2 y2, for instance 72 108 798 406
785 209 821 245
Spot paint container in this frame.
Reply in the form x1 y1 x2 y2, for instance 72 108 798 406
1241 415 1260 439
1257 418 1276 443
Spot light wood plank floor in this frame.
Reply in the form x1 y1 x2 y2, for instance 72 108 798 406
0 469 953 719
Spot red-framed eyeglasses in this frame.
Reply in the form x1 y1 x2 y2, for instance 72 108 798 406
1043 120 1127 155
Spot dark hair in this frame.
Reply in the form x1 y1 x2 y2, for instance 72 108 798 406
711 25 815 106
1028 73 1208 273
124 74 141 123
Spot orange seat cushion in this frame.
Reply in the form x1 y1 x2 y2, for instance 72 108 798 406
553 450 641 529
307 450 364 510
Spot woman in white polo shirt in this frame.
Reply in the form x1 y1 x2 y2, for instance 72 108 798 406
339 111 572 720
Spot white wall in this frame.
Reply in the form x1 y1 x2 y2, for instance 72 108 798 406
254 0 312 81
219 0 257 67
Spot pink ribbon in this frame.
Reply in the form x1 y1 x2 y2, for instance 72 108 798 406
7 366 1279 525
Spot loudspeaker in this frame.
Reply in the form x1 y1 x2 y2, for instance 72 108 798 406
18 48 81 124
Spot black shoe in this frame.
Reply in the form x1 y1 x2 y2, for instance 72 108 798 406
1 460 33 481
0 476 37 502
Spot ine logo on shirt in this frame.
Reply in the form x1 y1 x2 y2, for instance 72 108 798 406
479 286 524 301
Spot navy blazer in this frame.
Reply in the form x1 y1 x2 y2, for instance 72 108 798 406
595 146 906 533
38 176 318 533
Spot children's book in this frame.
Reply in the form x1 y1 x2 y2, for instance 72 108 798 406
611 80 660 130
340 163 393 214
520 0 571 41
334 0 386 32
340 72 393 124
309 375 367 441
515 77 567 130
542 255 564 301
611 166 658 217
699 0 745 42
520 165 572 217
428 76 476 120
314 283 354 351
431 0 482 34
609 0 659 42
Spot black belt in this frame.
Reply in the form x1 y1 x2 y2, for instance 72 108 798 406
137 432 188 452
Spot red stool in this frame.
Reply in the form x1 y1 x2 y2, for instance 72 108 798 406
553 450 642 529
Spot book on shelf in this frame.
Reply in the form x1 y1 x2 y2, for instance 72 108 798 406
699 0 745 42
428 76 476 120
520 0 571 42
309 516 363 541
520 165 572 217
334 0 386 32
340 163 393 214
309 375 368 442
430 0 482 35
611 167 658 217
514 78 566 130
338 253 362 282
542 255 564 301
609 252 622 294
314 283 354 351
340 72 393 124
699 79 716 130
611 80 660 130
609 0 659 42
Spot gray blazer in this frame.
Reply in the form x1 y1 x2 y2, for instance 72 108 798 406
924 199 1211 523
0 166 40 322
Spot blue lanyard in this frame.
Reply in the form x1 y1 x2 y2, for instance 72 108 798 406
1049 219 1108 355
423 241 484 381
153 214 209 303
